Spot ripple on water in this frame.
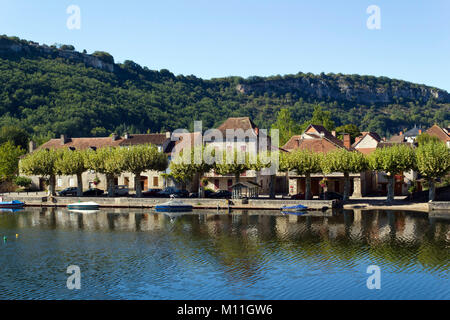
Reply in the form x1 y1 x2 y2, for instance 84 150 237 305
0 208 448 300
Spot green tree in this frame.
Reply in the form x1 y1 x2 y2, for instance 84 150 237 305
271 108 302 146
415 133 440 146
19 149 61 196
368 145 416 202
302 106 335 132
85 147 125 197
122 144 168 198
415 141 450 201
287 150 323 200
55 149 87 196
321 149 367 201
0 142 25 181
14 176 32 189
215 148 250 185
335 124 361 143
169 154 197 191
0 126 30 149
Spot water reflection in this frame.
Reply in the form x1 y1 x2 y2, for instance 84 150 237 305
0 208 448 300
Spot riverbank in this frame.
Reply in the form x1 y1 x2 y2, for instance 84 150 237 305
1 194 449 213
344 200 450 213
0 195 338 211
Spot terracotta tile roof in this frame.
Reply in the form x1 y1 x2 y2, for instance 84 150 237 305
387 135 405 143
118 134 169 146
37 134 169 152
305 124 345 148
426 124 450 142
282 135 344 153
217 117 258 136
167 132 203 154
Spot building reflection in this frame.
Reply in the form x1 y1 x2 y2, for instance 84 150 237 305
16 208 449 245
10 207 449 283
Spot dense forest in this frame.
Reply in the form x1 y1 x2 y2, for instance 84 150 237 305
0 35 449 143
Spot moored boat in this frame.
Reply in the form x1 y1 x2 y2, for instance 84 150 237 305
68 209 100 214
67 201 100 210
155 200 193 212
0 200 25 209
281 204 308 212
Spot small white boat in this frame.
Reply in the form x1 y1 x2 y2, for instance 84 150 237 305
68 209 100 214
155 199 193 213
67 201 100 211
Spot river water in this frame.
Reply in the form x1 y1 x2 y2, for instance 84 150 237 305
0 208 448 300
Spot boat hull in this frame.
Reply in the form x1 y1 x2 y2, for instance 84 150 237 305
155 205 193 212
0 201 25 209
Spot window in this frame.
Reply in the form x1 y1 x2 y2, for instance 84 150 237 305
57 179 63 187
153 176 159 187
69 178 75 187
241 145 246 152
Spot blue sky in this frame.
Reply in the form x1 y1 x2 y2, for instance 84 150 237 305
1 0 449 90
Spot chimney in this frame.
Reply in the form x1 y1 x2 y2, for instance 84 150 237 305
399 131 403 136
332 131 336 137
60 134 69 145
124 132 130 140
419 129 422 135
166 131 171 139
383 137 387 142
29 140 36 153
111 133 119 141
343 133 351 149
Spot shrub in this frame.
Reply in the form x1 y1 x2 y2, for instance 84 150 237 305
14 176 32 188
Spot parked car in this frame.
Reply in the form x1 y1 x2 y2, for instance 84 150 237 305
291 193 305 200
189 190 216 198
113 185 129 196
58 187 78 197
83 188 104 197
171 190 190 198
142 188 162 197
210 190 232 199
319 191 343 200
158 187 180 198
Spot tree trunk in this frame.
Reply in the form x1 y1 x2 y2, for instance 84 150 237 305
107 174 114 197
198 176 204 198
134 173 142 198
428 178 436 202
269 174 275 199
48 175 56 196
387 175 395 203
76 173 83 197
305 173 312 200
286 171 290 197
343 172 350 202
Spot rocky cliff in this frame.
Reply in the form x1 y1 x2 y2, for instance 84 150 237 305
236 74 450 105
0 36 114 72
